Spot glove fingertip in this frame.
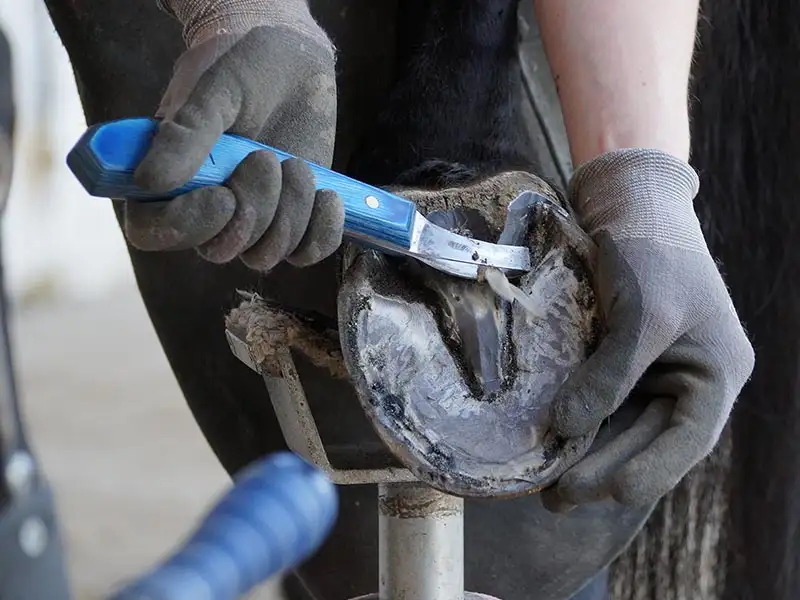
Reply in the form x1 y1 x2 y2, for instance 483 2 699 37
549 387 599 439
239 218 293 273
133 158 177 196
192 186 260 264
282 156 316 185
239 249 280 273
133 119 222 194
610 463 665 508
235 148 282 177
287 190 344 267
285 241 331 268
539 486 577 514
127 186 235 254
555 471 589 503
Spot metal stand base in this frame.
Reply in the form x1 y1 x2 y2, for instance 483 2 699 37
346 483 503 600
379 483 463 600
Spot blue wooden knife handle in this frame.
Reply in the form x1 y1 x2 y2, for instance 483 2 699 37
67 117 416 249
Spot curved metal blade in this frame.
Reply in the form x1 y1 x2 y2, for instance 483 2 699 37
414 255 526 280
409 212 532 272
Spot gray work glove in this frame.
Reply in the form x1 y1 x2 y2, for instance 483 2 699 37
541 148 755 511
125 0 344 271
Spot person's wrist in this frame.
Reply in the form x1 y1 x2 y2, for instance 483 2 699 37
568 119 691 168
562 94 692 167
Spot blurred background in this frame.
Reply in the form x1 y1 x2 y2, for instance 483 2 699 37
0 4 267 599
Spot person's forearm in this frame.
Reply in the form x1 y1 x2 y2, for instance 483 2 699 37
532 0 700 166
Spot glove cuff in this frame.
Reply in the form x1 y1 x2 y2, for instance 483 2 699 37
158 0 332 50
568 148 704 252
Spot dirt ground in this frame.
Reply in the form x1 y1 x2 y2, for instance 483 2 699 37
11 286 285 600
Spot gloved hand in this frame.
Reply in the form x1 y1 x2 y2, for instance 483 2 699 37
125 0 344 271
541 148 755 511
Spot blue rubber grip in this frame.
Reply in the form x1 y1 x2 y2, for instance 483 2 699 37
108 451 338 600
67 117 417 249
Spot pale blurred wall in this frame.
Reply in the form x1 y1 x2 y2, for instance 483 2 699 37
0 1 135 306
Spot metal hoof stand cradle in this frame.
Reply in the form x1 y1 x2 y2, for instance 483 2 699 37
226 331 503 600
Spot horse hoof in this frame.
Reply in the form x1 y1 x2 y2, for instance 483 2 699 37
337 171 604 498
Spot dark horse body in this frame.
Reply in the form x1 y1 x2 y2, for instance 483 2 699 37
42 0 800 599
